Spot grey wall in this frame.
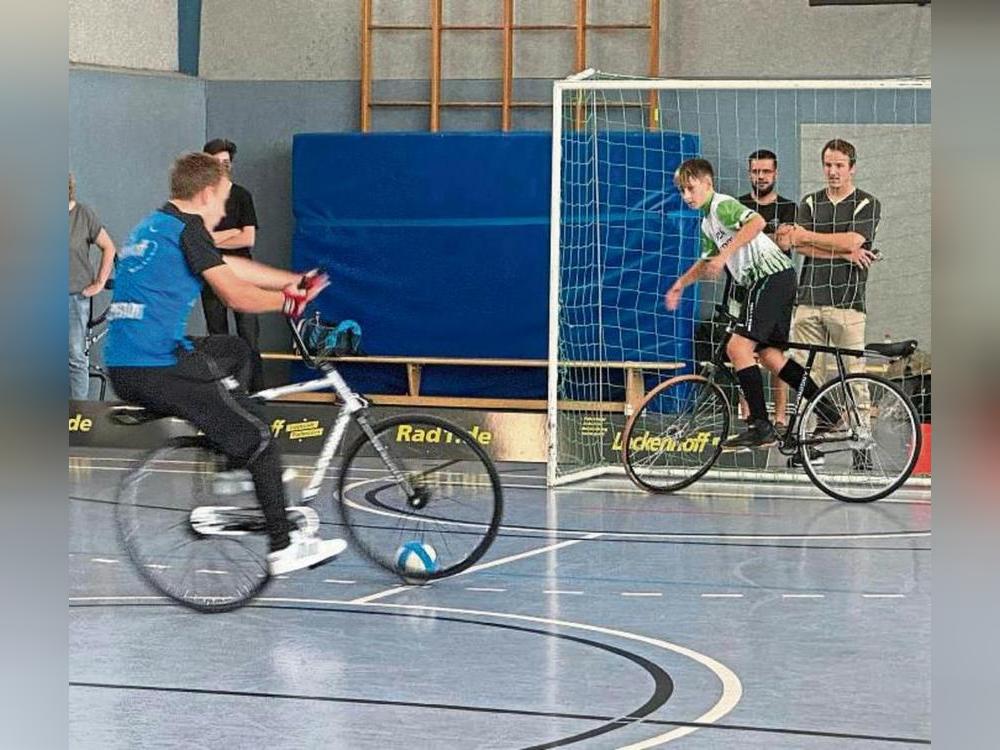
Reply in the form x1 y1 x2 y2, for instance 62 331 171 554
69 0 178 71
69 1 931 386
69 66 208 353
201 0 929 80
800 124 932 352
204 81 358 351
69 68 206 252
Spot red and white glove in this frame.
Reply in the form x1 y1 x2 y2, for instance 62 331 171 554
282 269 329 320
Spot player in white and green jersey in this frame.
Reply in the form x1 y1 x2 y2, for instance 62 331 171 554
665 158 836 449
697 191 793 287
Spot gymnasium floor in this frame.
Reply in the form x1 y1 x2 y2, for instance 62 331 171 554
69 447 931 749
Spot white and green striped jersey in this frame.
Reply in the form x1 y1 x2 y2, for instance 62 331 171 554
699 191 792 286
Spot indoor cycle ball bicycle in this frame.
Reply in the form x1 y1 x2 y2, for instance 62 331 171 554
621 303 922 503
113 314 504 612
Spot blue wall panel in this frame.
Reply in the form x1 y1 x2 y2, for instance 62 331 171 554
292 130 700 398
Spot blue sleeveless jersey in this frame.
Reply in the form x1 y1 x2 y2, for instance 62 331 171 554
105 203 223 367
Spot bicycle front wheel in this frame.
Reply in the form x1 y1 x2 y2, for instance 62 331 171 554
115 436 270 613
337 415 503 580
798 374 921 502
622 374 730 493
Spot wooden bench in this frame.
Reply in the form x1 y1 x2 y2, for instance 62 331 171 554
260 353 683 412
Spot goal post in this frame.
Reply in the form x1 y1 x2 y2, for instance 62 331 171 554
546 71 931 487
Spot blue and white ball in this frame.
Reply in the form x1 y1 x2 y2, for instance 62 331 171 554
395 541 438 575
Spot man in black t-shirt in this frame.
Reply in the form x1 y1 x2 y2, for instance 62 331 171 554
202 138 264 390
775 139 880 385
737 149 797 239
776 139 880 468
735 149 798 431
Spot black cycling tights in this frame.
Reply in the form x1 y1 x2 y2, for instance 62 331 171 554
110 335 291 551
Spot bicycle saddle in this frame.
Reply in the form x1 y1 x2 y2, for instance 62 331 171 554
864 339 918 359
109 404 168 425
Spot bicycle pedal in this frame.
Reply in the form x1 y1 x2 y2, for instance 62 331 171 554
286 505 320 536
212 471 254 496
190 506 252 536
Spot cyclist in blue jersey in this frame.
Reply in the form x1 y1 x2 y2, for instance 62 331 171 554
106 152 345 575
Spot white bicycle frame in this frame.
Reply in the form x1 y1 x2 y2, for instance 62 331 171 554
253 366 367 501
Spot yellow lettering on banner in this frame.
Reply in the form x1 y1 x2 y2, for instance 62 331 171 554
469 425 492 445
396 424 413 440
610 429 712 454
425 427 442 443
68 414 93 432
411 428 426 442
288 428 324 441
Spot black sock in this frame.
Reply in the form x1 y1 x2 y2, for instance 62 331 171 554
778 360 840 425
736 366 769 424
777 360 820 400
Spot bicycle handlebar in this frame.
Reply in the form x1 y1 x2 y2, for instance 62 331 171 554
286 315 321 369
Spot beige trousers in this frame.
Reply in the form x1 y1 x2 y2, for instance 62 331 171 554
792 305 870 418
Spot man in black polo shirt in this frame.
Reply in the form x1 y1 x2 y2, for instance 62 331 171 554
776 138 879 467
737 149 797 432
202 138 264 391
777 138 880 380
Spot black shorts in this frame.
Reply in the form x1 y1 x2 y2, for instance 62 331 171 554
735 268 796 351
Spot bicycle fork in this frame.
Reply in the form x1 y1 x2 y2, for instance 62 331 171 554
300 367 420 506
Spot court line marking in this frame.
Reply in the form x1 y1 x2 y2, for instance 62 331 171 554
68 456 932 505
335 474 930 543
74 558 914 600
71 482 932 541
69 594 742 748
69 470 933 542
90 558 118 564
350 532 604 605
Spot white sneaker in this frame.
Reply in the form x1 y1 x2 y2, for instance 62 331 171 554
267 533 347 576
213 468 297 496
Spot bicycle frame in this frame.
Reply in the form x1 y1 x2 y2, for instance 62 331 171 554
701 302 876 455
252 318 416 502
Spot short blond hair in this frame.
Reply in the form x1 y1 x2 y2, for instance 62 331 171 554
673 158 714 187
170 152 226 200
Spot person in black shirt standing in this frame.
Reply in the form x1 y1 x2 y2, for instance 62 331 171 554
776 139 879 384
736 149 797 434
202 138 264 391
776 139 879 469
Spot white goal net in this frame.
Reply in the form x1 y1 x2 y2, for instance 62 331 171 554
547 71 931 487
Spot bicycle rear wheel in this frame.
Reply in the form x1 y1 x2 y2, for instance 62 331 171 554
622 374 730 493
337 415 503 581
798 374 921 502
115 436 270 612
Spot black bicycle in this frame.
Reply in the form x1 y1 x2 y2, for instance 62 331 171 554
621 304 922 503
113 313 504 613
85 279 113 400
